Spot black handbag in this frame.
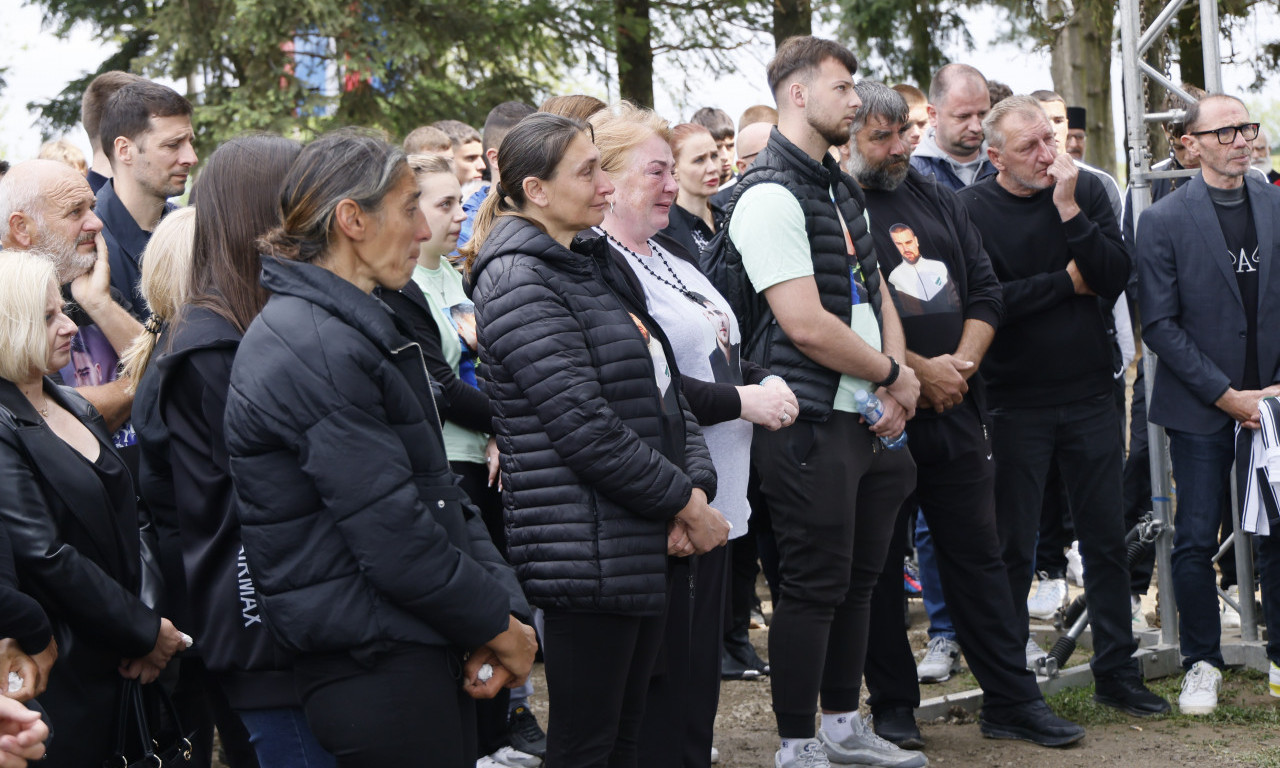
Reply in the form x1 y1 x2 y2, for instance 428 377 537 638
104 679 194 768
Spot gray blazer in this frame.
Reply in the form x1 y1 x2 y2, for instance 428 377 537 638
1136 173 1280 434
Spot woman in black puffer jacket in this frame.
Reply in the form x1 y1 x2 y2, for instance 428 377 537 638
464 112 729 768
223 129 537 768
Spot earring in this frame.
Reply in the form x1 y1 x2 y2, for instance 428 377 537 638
609 201 615 214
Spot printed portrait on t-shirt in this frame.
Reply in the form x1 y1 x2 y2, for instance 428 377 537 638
886 224 960 316
688 291 742 385
58 326 136 448
446 299 480 389
630 312 680 417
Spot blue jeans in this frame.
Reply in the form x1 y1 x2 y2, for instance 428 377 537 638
235 707 336 768
1164 423 1280 670
914 515 956 640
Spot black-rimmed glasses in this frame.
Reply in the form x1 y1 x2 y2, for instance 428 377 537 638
1188 122 1260 145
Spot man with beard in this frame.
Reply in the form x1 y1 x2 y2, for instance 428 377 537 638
722 36 922 768
96 80 197 318
910 64 996 191
849 80 1084 750
0 159 142 432
958 96 1170 718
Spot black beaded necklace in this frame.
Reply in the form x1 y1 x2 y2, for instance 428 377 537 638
602 229 699 304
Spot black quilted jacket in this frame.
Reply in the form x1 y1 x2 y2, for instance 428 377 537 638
471 216 717 615
225 256 528 656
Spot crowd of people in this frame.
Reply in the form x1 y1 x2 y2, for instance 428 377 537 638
0 31 1277 768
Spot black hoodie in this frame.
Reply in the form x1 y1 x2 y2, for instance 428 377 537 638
134 305 297 708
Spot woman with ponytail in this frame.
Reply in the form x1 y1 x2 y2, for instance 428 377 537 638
466 112 729 768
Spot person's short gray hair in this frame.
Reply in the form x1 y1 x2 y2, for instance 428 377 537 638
983 95 1048 150
0 252 58 382
852 81 909 135
0 167 46 244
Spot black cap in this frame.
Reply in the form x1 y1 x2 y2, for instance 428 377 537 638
1066 106 1087 130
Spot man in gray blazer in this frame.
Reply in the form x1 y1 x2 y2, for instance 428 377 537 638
1136 94 1280 717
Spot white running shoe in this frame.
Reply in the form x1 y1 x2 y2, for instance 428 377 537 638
1066 542 1084 587
1025 636 1048 671
1270 662 1280 699
1131 594 1148 630
1221 585 1242 629
1178 660 1222 715
488 746 541 768
916 636 961 683
776 738 831 768
819 713 928 767
1027 574 1068 621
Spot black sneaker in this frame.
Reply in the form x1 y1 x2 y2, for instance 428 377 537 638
1094 675 1172 717
508 705 547 758
871 705 924 750
979 700 1085 747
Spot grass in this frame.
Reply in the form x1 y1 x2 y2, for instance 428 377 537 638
1044 667 1280 728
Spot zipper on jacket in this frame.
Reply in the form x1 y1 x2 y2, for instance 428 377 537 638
391 340 444 431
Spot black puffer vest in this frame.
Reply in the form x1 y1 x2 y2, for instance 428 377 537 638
722 127 883 421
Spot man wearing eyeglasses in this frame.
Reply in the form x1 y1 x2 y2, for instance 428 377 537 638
1135 94 1280 716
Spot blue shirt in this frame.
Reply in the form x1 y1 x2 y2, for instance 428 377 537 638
96 180 175 320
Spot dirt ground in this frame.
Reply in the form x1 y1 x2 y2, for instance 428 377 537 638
515 586 1280 768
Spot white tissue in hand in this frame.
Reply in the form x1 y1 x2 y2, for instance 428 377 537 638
7 672 21 693
478 663 494 683
180 632 194 649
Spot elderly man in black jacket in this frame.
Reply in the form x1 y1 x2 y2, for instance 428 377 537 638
959 95 1169 717
851 81 1084 749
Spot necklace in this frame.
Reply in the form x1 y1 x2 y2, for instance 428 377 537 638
603 230 698 303
22 385 49 418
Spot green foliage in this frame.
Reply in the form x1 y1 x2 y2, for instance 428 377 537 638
826 0 989 92
23 0 768 157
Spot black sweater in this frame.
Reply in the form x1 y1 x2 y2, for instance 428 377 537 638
959 172 1129 408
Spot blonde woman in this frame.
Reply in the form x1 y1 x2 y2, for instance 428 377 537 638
0 251 186 768
118 206 197 387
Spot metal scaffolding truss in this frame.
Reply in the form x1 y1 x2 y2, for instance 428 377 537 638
1119 0 1270 674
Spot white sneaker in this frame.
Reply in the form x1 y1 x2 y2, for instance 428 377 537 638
1178 660 1222 715
1066 542 1084 586
710 746 719 764
1025 636 1048 671
776 738 831 768
1221 585 1242 629
477 757 503 768
1270 662 1280 698
916 636 961 683
488 746 541 768
819 713 928 767
1027 574 1068 621
1131 594 1149 630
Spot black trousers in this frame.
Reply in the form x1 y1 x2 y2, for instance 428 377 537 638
755 411 915 737
1122 362 1156 593
1034 463 1073 579
866 402 1042 711
638 546 727 767
542 610 665 768
453 461 512 756
294 644 477 768
992 392 1139 678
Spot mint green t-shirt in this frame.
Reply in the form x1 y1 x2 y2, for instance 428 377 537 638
411 262 489 463
727 182 881 412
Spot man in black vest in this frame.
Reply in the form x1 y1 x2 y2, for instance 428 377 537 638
724 36 922 768
851 81 1084 749
958 95 1170 717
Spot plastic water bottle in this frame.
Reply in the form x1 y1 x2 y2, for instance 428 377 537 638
853 389 908 451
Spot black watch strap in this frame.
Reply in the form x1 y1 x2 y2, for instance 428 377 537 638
875 356 900 389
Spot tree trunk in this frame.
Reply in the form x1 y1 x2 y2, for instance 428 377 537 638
1048 0 1116 175
615 0 653 107
773 0 812 47
1175 4 1204 90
